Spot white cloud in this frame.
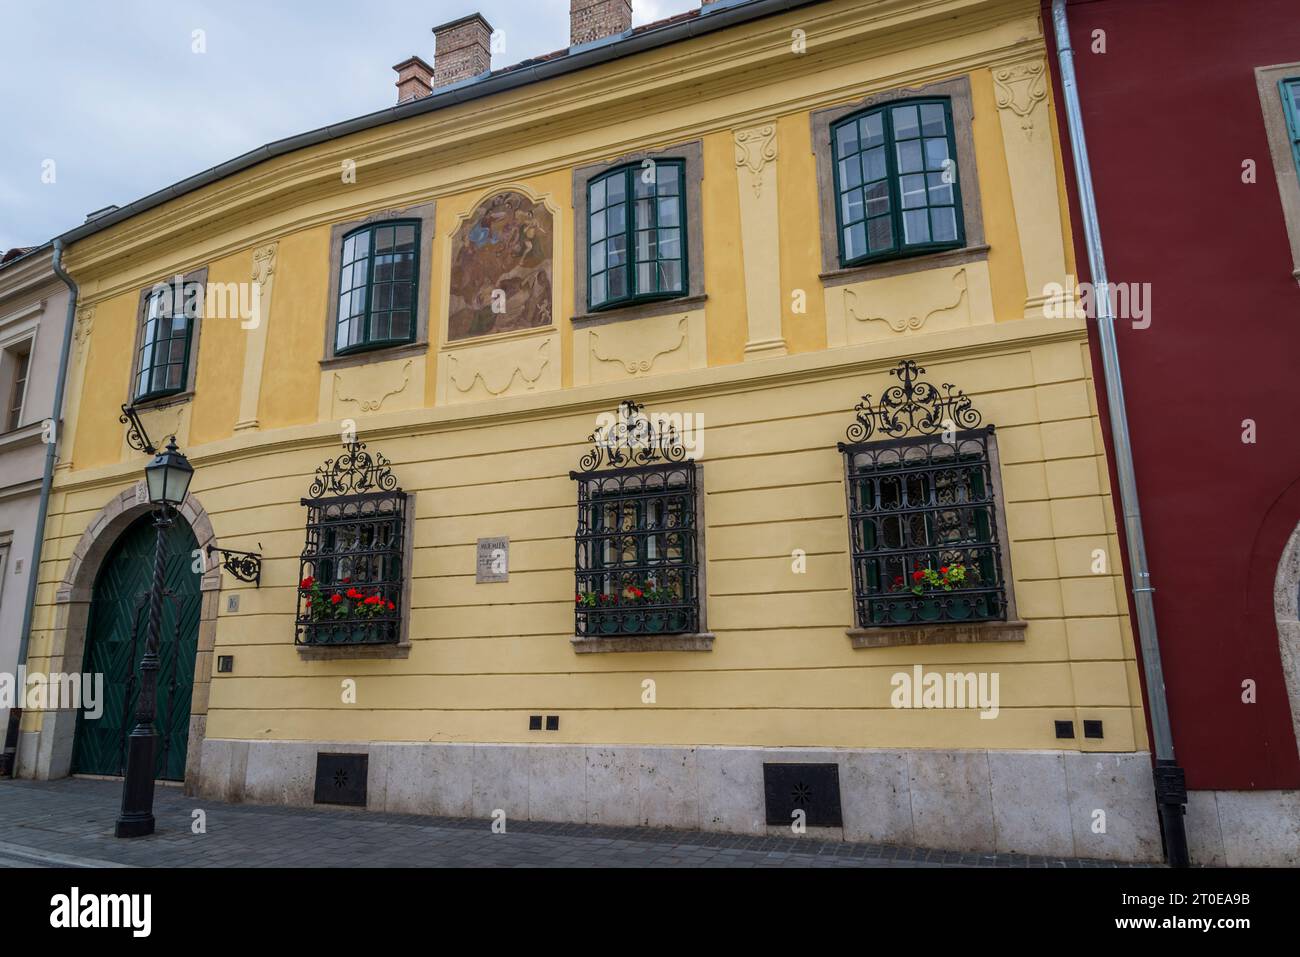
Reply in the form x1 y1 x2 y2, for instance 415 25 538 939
0 0 702 248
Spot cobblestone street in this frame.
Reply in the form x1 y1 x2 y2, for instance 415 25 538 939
0 778 1148 868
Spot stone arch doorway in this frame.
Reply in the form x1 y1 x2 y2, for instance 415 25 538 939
26 483 220 793
70 512 202 782
1276 520 1300 759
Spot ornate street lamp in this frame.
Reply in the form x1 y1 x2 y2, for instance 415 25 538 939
116 437 193 838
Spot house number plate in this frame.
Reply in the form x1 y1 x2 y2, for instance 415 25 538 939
476 537 509 583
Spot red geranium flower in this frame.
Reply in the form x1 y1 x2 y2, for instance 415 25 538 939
912 570 926 582
940 566 949 575
387 602 396 611
331 594 343 605
300 577 315 590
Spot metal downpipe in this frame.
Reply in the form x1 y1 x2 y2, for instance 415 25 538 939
1049 0 1188 866
2 239 79 778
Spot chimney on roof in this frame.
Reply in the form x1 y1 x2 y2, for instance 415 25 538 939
394 55 434 103
432 13 494 89
570 0 633 49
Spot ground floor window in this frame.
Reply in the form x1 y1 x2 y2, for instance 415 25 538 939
571 401 701 639
839 360 1011 629
297 443 406 646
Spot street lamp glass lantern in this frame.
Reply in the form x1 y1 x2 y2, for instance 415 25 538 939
145 437 194 506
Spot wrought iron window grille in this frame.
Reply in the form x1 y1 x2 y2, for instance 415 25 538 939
571 401 701 639
296 442 406 647
839 361 1008 629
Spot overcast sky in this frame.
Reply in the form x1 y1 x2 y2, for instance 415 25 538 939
0 0 699 251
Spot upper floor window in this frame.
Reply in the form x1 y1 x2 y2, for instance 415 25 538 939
571 401 702 642
335 220 420 356
1255 64 1300 288
135 275 203 404
1282 77 1300 176
587 161 687 311
2 342 31 432
839 362 1014 632
831 98 964 267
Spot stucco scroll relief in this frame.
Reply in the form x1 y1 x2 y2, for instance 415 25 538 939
251 242 278 285
590 317 689 376
360 207 406 226
73 305 95 357
993 60 1048 140
734 124 778 198
334 360 412 413
449 339 551 396
844 268 969 333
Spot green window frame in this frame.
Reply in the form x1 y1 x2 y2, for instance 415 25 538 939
1281 78 1300 178
587 160 688 311
335 219 421 356
831 97 965 267
135 282 198 403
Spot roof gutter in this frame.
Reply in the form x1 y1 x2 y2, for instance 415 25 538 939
55 0 819 248
1049 0 1188 867
2 239 78 778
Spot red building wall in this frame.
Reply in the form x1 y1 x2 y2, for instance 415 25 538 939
1045 0 1300 789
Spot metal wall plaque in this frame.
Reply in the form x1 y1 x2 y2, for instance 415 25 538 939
476 537 509 583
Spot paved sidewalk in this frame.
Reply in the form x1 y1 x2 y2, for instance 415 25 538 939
0 777 1146 868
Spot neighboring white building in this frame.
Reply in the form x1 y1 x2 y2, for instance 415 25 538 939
0 245 69 774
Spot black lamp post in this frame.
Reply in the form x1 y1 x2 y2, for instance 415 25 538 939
116 436 193 839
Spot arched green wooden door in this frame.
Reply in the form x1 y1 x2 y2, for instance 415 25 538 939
71 513 202 782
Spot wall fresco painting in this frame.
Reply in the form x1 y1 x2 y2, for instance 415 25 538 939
448 191 554 341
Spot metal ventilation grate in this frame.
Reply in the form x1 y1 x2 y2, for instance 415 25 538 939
763 763 843 828
314 753 369 807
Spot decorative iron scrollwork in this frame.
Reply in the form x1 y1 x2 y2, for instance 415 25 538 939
575 400 689 473
120 404 159 456
207 545 263 586
843 360 983 444
308 441 400 498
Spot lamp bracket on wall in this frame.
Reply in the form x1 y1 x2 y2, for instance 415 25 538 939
207 544 263 586
119 404 159 456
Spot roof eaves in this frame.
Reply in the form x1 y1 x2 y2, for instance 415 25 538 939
55 0 816 247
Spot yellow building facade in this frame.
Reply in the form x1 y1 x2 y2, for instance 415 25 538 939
18 0 1163 860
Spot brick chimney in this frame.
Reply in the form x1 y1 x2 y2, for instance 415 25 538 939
570 0 632 48
393 55 434 103
432 13 494 89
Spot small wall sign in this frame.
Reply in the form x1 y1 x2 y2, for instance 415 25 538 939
476 537 509 583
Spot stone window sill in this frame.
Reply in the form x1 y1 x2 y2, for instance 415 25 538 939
847 619 1027 650
571 294 708 328
571 633 715 655
296 642 412 661
820 244 990 289
0 420 48 451
320 341 428 371
129 390 194 412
